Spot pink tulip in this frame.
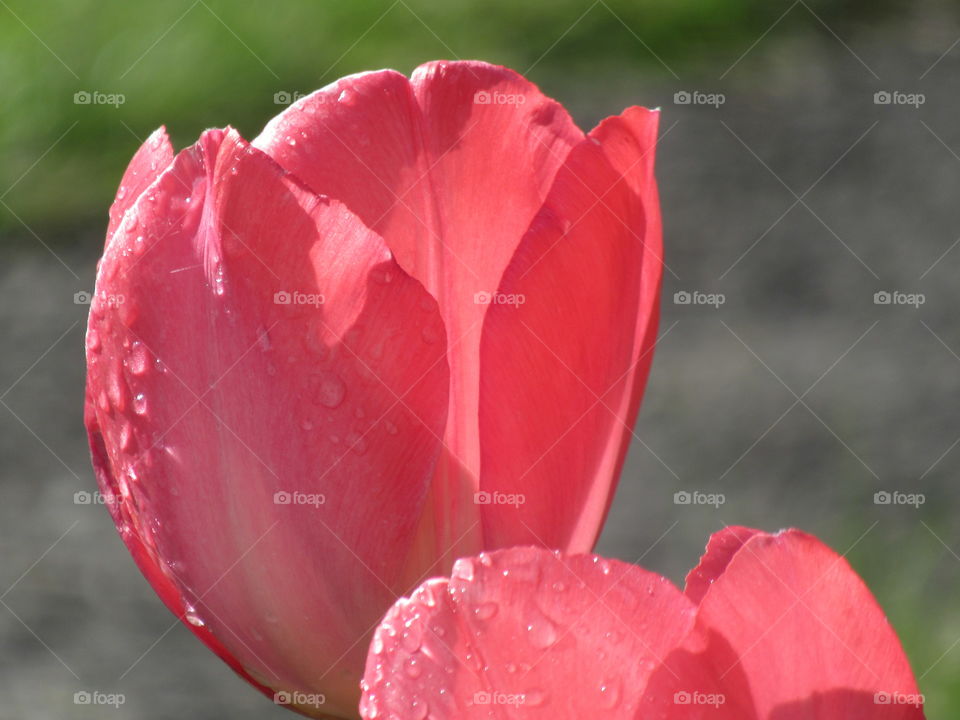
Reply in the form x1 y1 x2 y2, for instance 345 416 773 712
84 61 662 717
361 527 924 719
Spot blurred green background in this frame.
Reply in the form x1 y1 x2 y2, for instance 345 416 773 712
1 0 900 236
3 0 960 718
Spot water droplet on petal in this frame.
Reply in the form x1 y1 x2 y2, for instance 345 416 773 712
452 558 475 581
523 689 547 707
128 341 151 376
526 610 558 649
598 678 622 709
473 602 498 620
409 698 428 719
346 431 368 455
108 371 128 412
256 326 271 351
421 324 439 345
119 422 135 451
214 274 225 296
372 267 393 284
400 627 422 653
313 373 345 408
405 656 422 679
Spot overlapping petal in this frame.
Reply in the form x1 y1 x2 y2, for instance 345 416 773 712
361 530 924 719
662 529 925 719
360 546 695 719
255 60 661 560
478 107 662 551
86 127 449 717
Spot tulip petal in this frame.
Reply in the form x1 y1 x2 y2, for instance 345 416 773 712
407 60 587 568
649 529 925 719
684 525 762 604
86 127 449 717
477 108 663 551
253 68 422 241
360 546 695 719
106 126 174 241
255 60 586 562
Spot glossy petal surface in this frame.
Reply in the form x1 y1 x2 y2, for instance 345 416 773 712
86 128 448 717
360 546 695 719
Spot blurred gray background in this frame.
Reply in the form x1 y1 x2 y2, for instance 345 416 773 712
2 0 960 717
